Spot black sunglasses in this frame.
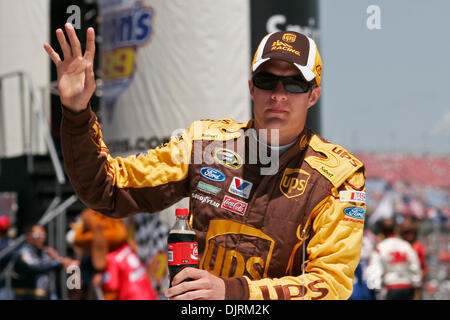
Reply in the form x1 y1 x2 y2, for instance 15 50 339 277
251 72 314 94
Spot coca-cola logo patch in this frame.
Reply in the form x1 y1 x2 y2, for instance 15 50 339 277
221 196 248 216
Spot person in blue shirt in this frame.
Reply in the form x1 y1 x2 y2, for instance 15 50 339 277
11 225 72 300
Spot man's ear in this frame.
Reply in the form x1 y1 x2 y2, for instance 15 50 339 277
248 78 255 101
307 86 321 109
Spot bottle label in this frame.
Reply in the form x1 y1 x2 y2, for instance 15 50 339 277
167 242 198 266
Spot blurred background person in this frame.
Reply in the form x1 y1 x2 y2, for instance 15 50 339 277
67 208 128 299
11 224 74 300
100 232 158 300
68 208 157 300
367 218 422 300
399 217 428 299
0 214 13 299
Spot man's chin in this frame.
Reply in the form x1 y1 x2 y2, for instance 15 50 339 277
262 117 286 130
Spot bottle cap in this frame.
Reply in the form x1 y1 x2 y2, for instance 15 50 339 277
175 208 189 216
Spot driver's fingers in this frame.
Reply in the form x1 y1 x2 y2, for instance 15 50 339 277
43 43 61 66
65 23 82 57
55 28 72 60
83 27 96 63
170 289 210 300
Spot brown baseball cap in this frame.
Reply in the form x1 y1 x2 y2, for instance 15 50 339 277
251 31 322 86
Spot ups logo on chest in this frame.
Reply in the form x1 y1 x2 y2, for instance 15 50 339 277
280 168 311 199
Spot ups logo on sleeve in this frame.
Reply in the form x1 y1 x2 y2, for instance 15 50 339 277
280 168 310 199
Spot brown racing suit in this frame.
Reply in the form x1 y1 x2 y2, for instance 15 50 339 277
61 105 366 300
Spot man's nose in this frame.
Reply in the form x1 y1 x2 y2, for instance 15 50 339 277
271 80 288 101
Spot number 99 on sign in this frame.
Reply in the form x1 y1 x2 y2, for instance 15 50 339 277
101 47 136 81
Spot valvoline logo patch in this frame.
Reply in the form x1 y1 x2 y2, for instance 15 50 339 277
343 207 365 220
228 177 253 199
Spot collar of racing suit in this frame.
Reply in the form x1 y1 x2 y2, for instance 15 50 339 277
249 128 298 156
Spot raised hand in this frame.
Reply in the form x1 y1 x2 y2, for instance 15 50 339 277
43 23 96 113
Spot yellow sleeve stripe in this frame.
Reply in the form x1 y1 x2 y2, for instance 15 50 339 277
99 126 192 189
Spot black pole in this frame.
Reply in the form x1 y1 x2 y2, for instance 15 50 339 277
250 0 321 134
50 0 100 146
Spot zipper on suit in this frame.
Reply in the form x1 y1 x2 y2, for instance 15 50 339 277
302 228 306 299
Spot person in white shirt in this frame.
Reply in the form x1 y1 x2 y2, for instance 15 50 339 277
366 218 422 300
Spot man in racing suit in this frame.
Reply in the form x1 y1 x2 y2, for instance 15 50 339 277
44 25 366 300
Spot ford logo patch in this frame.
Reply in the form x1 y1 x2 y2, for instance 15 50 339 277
343 207 365 220
200 167 226 182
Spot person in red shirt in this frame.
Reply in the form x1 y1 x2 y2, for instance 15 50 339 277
71 209 157 300
400 217 427 277
102 243 157 300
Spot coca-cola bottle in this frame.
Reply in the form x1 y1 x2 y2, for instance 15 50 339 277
167 208 198 286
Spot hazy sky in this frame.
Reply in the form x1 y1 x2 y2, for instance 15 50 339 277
319 0 450 155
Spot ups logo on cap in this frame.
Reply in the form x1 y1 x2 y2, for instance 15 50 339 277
282 33 297 43
280 168 310 199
